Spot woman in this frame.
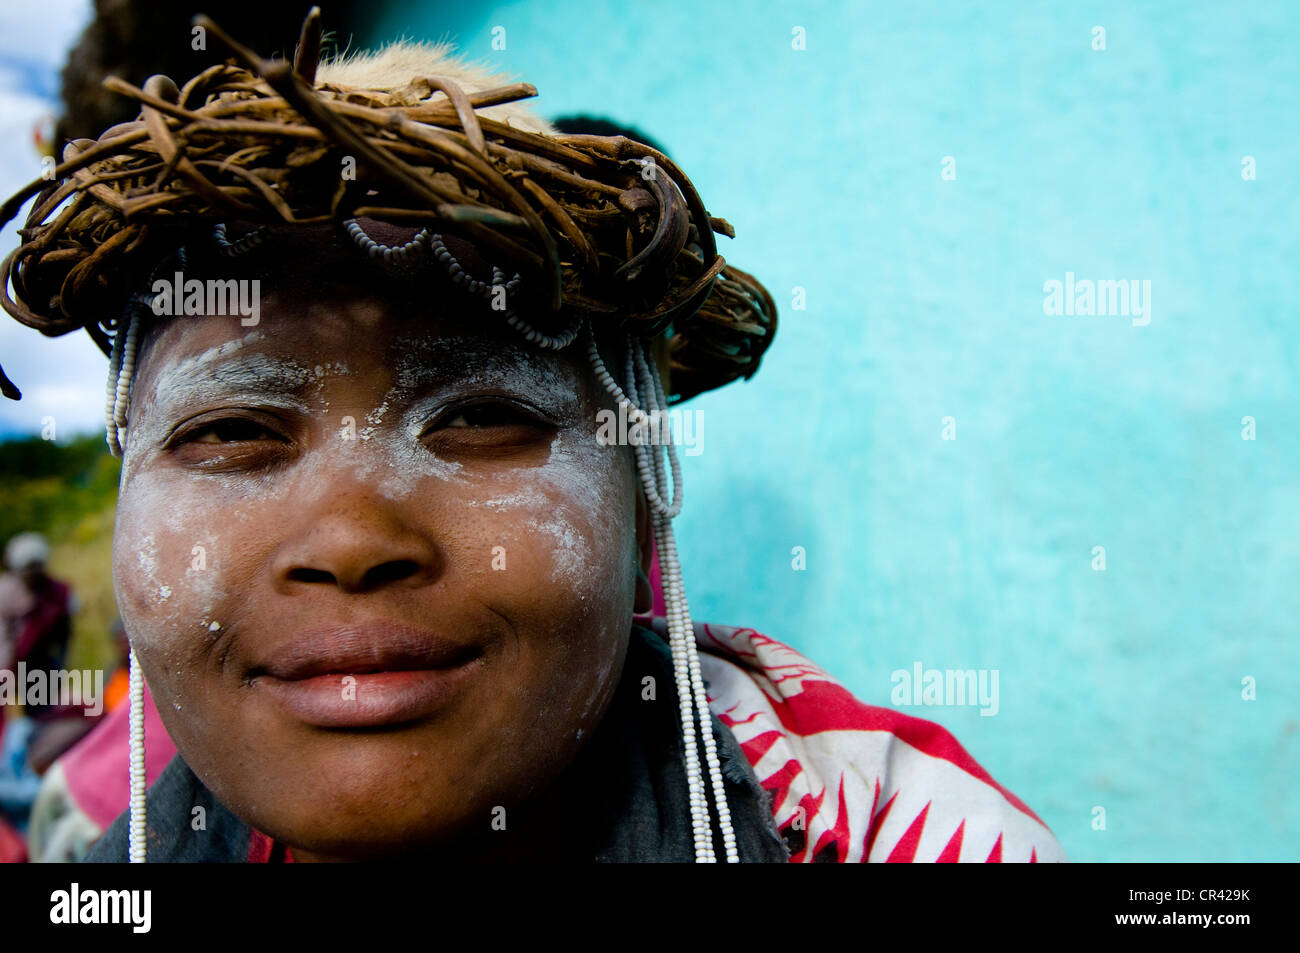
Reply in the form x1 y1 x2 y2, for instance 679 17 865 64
0 11 1064 863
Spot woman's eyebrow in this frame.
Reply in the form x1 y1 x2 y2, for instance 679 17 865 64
148 351 317 410
392 335 580 399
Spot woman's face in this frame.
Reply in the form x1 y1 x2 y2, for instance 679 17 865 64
112 279 647 859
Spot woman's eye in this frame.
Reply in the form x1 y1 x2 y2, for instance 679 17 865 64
185 419 282 443
168 415 291 469
424 401 556 453
441 404 537 429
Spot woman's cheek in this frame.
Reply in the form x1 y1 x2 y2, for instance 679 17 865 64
470 450 633 630
510 441 637 713
112 469 242 673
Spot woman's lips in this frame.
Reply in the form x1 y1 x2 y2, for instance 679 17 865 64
257 666 480 728
250 622 483 728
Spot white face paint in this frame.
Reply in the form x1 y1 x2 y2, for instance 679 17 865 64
120 322 624 576
121 337 316 489
110 291 644 859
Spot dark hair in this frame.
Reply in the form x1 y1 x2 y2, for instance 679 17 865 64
548 115 672 158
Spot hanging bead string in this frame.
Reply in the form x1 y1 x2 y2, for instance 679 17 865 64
345 220 583 349
105 243 187 457
104 313 127 456
343 219 429 264
630 341 736 862
633 343 738 862
433 231 581 350
127 645 146 862
655 509 714 860
104 299 146 861
493 266 582 350
108 249 197 861
631 341 738 862
585 323 739 862
104 306 141 457
431 234 500 297
106 225 267 456
628 344 683 519
586 327 709 856
213 223 268 257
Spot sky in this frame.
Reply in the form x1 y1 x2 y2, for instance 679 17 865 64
0 0 100 440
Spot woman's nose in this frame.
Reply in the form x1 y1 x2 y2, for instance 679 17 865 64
269 484 444 595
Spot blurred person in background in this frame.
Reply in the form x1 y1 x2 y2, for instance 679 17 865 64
0 532 74 681
26 616 177 862
0 531 99 845
0 532 71 837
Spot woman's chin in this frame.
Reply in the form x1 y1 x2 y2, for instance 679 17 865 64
277 814 475 861
240 780 493 858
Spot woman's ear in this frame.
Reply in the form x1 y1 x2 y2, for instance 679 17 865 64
633 485 654 615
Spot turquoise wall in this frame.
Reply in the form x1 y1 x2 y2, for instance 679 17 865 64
360 0 1299 861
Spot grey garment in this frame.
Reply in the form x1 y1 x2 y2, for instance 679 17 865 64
84 748 249 862
582 624 789 862
86 624 789 863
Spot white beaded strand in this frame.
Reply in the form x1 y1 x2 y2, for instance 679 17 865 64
589 328 710 857
104 309 141 458
127 645 146 862
432 236 581 350
431 233 501 298
587 323 739 862
102 305 148 860
629 342 683 519
107 244 184 458
104 316 126 456
343 219 430 264
656 512 716 861
345 223 586 349
213 222 268 257
634 341 738 862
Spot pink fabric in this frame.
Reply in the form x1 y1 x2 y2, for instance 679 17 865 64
0 814 25 863
61 680 176 830
631 540 667 626
648 543 666 618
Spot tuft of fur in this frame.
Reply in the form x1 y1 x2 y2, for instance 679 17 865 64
316 39 556 135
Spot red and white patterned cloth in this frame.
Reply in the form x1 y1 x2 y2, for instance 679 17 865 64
658 619 1067 863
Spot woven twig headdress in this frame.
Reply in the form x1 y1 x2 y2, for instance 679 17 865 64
0 8 776 403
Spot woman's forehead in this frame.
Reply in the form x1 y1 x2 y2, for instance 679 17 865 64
135 296 589 404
